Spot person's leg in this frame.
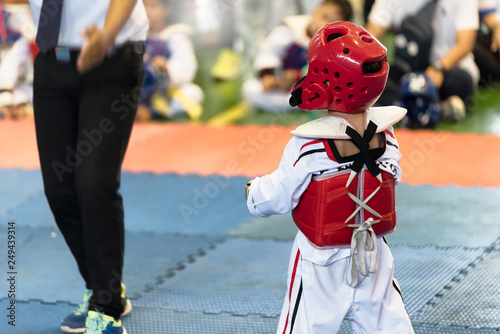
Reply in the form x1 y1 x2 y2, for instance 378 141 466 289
32 51 91 286
76 50 144 320
350 240 414 333
440 68 474 103
473 32 500 86
277 239 351 333
439 68 474 122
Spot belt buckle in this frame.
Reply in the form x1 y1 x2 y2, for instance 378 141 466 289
55 47 71 63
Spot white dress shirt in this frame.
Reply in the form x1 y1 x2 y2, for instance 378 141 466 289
28 0 149 48
368 0 480 84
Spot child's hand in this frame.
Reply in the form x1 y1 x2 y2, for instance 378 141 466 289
152 56 169 72
245 180 254 200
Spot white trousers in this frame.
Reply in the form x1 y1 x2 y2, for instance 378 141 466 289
277 239 414 334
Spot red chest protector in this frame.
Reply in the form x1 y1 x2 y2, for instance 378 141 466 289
292 168 396 248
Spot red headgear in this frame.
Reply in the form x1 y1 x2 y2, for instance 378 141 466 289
289 21 389 113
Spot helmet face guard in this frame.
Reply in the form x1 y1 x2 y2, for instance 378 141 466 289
290 21 389 114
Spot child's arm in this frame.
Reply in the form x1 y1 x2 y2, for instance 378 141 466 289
246 137 313 218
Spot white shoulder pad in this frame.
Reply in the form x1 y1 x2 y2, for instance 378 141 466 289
290 106 406 139
365 106 406 132
159 24 194 40
290 115 351 139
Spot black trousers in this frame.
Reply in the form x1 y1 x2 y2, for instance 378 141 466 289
473 32 500 86
33 45 144 319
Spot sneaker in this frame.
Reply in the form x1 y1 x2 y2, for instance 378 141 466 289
84 310 127 334
441 95 466 122
61 284 132 333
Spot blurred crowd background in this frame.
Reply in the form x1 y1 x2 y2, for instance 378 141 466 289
1 0 500 131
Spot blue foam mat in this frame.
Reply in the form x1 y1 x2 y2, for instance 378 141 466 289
3 169 499 245
0 169 45 222
120 172 253 235
1 168 500 332
134 238 483 320
0 299 74 334
0 226 221 303
1 170 254 236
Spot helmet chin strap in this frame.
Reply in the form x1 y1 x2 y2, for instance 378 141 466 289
289 86 303 107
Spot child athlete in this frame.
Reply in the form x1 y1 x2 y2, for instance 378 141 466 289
246 21 414 333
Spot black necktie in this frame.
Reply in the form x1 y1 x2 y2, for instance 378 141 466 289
35 0 64 53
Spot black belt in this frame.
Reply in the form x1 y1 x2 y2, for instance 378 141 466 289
47 41 145 63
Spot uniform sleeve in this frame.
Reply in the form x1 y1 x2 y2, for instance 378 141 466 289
479 0 496 18
246 137 313 218
378 126 403 184
166 33 198 85
253 24 295 72
455 0 480 31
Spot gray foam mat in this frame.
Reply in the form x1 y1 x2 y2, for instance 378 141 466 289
392 185 500 248
413 247 500 329
123 307 279 334
134 238 484 320
134 238 292 316
392 245 484 315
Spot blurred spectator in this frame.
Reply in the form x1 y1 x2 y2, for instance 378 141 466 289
242 0 353 113
0 0 35 119
137 0 203 122
474 0 500 86
367 0 479 123
363 0 375 23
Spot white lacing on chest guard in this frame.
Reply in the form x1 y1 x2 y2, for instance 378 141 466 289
344 169 383 287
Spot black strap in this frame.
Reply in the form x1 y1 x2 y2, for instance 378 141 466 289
36 0 64 53
295 148 326 164
344 121 381 177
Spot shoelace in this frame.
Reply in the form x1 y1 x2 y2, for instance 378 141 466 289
85 310 108 334
75 290 92 315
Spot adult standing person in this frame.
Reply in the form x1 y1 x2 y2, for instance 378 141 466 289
366 0 479 122
28 0 148 333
